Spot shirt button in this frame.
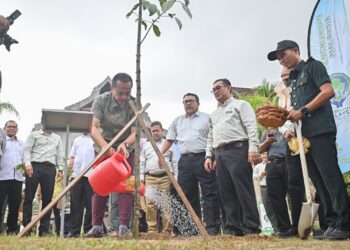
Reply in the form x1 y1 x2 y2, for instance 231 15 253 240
293 80 296 82
294 103 297 105
293 87 296 90
293 95 296 97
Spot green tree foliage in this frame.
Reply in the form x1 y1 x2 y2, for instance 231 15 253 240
0 101 19 117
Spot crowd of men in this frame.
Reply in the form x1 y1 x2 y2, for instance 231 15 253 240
0 40 349 240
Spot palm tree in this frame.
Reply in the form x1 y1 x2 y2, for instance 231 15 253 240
0 101 19 117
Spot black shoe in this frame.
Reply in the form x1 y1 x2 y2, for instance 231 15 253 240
286 227 298 236
274 229 297 238
225 229 244 236
314 227 334 240
207 227 220 236
327 229 350 240
66 232 80 238
39 231 51 237
83 228 103 238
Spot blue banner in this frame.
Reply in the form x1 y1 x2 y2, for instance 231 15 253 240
308 0 350 173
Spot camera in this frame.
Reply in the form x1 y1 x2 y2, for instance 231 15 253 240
0 10 21 51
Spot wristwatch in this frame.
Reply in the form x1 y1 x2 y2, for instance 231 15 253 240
300 106 311 117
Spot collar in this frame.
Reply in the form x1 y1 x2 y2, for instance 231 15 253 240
292 60 305 73
219 96 234 107
6 136 17 141
185 110 200 118
40 130 52 136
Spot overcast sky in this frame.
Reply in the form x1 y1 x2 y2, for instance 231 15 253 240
1 0 343 140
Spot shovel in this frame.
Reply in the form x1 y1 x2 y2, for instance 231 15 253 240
295 120 319 239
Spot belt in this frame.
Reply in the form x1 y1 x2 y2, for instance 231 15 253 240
268 157 286 164
181 152 205 157
32 161 56 167
216 141 247 151
146 172 168 178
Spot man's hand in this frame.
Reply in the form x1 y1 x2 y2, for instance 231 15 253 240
117 143 129 158
265 135 277 145
284 130 294 139
248 152 261 165
102 145 116 157
287 109 304 122
204 158 216 172
56 170 63 180
25 165 33 178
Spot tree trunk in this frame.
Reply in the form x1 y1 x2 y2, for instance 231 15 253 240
132 0 142 238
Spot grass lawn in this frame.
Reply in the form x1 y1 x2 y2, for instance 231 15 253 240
0 235 350 250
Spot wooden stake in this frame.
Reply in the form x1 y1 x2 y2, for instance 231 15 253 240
17 103 150 238
129 101 209 240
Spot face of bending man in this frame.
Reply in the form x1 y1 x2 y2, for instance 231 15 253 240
111 80 132 105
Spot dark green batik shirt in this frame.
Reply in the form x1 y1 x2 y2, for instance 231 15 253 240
288 57 337 138
92 92 136 153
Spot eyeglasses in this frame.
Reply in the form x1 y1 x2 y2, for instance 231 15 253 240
117 91 131 97
183 99 196 104
211 85 227 94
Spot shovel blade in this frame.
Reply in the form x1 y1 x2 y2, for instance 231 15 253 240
298 201 319 239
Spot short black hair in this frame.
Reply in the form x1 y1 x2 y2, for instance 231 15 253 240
4 120 18 129
183 93 200 104
151 121 162 129
111 73 133 88
213 78 231 87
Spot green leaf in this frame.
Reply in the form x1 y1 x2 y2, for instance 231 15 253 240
159 0 167 7
168 13 176 18
126 3 140 18
152 24 161 37
181 3 192 18
162 0 176 12
147 2 158 16
174 17 182 30
184 0 190 6
141 20 148 30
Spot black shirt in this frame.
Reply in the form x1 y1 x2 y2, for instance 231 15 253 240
288 57 337 137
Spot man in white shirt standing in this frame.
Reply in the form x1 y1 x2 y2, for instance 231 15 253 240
66 133 94 238
0 120 24 235
205 78 261 236
140 121 177 234
23 127 64 236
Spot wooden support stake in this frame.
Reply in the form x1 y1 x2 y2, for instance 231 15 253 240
17 103 150 238
129 101 209 240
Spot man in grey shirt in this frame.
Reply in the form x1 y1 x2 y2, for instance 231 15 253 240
160 93 220 236
205 78 260 236
22 127 64 236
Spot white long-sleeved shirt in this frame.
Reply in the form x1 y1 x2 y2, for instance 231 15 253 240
206 97 259 158
0 136 24 181
23 130 64 170
140 138 177 180
69 134 95 178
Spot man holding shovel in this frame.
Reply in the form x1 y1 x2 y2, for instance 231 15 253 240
268 40 350 240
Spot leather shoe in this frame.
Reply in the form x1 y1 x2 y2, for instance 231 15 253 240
66 232 80 238
39 231 51 237
327 229 350 240
83 228 102 238
314 227 334 240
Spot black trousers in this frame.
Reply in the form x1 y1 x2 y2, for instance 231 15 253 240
286 155 305 228
23 162 56 234
178 153 220 231
0 180 23 233
306 133 350 230
215 143 260 234
53 205 71 235
69 177 93 235
266 160 290 232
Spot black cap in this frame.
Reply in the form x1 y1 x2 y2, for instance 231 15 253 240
267 40 299 61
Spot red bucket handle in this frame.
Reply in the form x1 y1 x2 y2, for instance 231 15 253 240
114 152 132 178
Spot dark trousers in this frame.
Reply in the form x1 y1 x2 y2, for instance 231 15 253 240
260 186 278 231
286 155 305 228
92 153 134 227
0 180 23 233
70 177 93 235
53 205 71 235
266 160 290 232
23 162 56 234
306 133 350 230
215 143 260 234
178 153 220 232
